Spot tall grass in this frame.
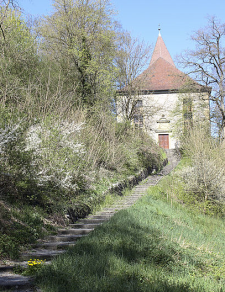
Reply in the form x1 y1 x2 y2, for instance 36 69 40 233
36 174 225 292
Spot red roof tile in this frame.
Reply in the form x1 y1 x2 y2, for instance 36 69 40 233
121 33 208 93
135 57 196 91
149 33 175 67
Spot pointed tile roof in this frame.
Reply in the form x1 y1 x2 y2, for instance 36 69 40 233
121 31 209 93
149 31 175 67
135 58 191 91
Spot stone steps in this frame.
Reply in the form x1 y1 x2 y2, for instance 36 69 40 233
20 249 65 261
0 152 180 291
111 204 134 208
77 218 107 224
96 210 118 214
57 228 94 235
32 241 77 250
0 272 33 290
43 233 85 242
86 215 113 220
98 208 122 212
69 223 101 229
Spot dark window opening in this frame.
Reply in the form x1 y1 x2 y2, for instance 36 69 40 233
133 114 143 128
135 100 143 108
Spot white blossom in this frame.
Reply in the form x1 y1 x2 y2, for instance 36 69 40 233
25 125 42 151
0 124 20 154
24 120 86 192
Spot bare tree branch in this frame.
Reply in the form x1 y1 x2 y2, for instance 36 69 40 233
178 16 225 140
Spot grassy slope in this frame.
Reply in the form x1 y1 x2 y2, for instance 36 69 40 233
36 174 225 292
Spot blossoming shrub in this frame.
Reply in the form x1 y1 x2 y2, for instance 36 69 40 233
0 103 163 259
26 117 87 197
177 126 225 214
1 106 163 207
0 108 38 204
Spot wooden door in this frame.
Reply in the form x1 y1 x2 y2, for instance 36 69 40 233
158 134 169 149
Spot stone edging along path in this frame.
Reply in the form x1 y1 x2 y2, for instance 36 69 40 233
0 150 180 292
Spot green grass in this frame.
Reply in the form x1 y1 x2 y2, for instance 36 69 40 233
0 203 57 260
0 168 152 261
35 173 225 292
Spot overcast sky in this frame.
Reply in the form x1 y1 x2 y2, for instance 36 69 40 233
19 0 225 70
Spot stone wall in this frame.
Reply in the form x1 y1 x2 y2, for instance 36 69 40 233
67 158 168 223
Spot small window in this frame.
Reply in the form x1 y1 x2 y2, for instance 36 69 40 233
133 114 143 128
135 100 143 108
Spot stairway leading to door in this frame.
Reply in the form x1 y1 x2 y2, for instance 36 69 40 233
0 150 180 292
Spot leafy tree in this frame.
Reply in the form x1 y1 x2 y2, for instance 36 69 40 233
0 7 39 110
179 17 225 140
0 0 18 40
39 0 117 108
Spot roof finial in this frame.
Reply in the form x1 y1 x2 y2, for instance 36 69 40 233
158 24 161 36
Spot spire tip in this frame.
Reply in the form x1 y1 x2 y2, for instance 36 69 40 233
158 24 161 36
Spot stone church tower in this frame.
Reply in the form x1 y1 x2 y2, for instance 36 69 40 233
117 30 210 149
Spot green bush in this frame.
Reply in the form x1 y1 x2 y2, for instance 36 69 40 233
0 234 19 259
177 126 225 213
